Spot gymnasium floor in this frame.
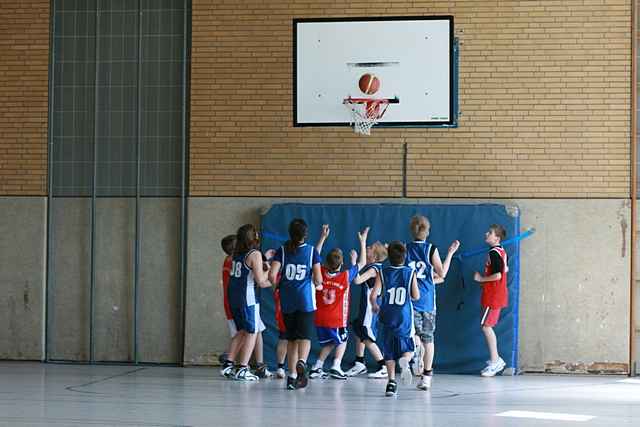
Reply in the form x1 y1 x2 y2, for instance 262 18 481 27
1 363 639 426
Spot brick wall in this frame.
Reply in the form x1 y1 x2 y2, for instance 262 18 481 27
0 0 49 195
190 0 631 198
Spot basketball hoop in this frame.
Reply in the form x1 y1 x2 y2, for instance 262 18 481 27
343 97 399 135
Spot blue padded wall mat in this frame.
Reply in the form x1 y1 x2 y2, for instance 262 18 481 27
258 203 520 374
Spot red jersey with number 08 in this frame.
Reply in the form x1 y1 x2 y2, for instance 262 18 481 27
481 246 508 309
315 266 357 328
222 256 233 320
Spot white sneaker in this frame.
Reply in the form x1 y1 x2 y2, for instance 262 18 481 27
399 358 412 385
481 357 506 377
417 374 432 390
234 367 259 381
368 365 388 379
255 364 273 379
275 368 286 379
309 368 328 379
345 361 367 377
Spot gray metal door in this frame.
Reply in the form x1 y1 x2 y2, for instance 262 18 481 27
46 0 189 364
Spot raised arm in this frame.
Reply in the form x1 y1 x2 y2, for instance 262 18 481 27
431 247 445 278
437 240 460 281
356 227 369 271
315 224 330 255
312 262 323 291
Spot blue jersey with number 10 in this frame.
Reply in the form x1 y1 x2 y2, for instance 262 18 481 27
274 243 321 314
379 265 416 338
405 241 435 312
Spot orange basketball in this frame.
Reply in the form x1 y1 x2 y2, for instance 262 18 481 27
358 73 380 95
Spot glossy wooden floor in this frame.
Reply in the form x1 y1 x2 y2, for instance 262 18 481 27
0 362 639 426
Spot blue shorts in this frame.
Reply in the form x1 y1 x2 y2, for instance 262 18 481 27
316 327 348 346
231 304 262 334
381 330 415 361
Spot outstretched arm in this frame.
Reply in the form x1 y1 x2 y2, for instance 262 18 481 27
353 268 377 285
315 224 330 255
437 240 460 282
474 271 502 283
356 227 369 271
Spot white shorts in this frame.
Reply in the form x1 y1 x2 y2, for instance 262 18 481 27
256 304 266 333
227 319 238 338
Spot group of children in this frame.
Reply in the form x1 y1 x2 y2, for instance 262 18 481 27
218 215 509 396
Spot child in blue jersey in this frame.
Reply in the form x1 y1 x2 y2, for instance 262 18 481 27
268 219 323 390
228 224 272 381
371 241 420 397
345 241 388 378
405 215 459 391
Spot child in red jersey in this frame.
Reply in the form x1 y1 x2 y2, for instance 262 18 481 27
220 234 271 379
309 226 369 380
474 224 508 377
273 281 288 378
219 235 243 377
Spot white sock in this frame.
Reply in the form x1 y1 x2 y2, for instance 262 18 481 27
313 360 324 370
332 360 342 371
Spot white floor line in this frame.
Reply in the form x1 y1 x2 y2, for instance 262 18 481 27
617 378 640 384
496 410 595 422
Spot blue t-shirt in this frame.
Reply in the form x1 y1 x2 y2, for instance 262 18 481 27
405 240 436 312
379 265 416 338
274 243 321 313
228 249 259 309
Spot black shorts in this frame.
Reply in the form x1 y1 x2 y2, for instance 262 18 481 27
282 310 315 341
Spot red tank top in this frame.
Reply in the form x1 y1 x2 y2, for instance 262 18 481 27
274 286 285 332
222 256 233 319
315 266 351 328
481 246 508 308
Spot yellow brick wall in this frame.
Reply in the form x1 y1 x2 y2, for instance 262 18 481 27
0 0 49 195
190 0 631 198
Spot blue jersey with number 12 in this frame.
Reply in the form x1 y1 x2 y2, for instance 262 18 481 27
379 265 416 338
405 241 435 312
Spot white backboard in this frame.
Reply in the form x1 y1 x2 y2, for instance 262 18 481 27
294 16 454 127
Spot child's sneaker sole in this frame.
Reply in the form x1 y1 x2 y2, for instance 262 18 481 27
295 361 308 389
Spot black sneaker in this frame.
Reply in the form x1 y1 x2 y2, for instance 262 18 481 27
286 376 297 390
385 380 398 397
328 368 347 380
295 360 308 389
255 363 273 379
309 368 327 379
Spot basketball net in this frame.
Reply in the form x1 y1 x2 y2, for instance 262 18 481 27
343 98 391 136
